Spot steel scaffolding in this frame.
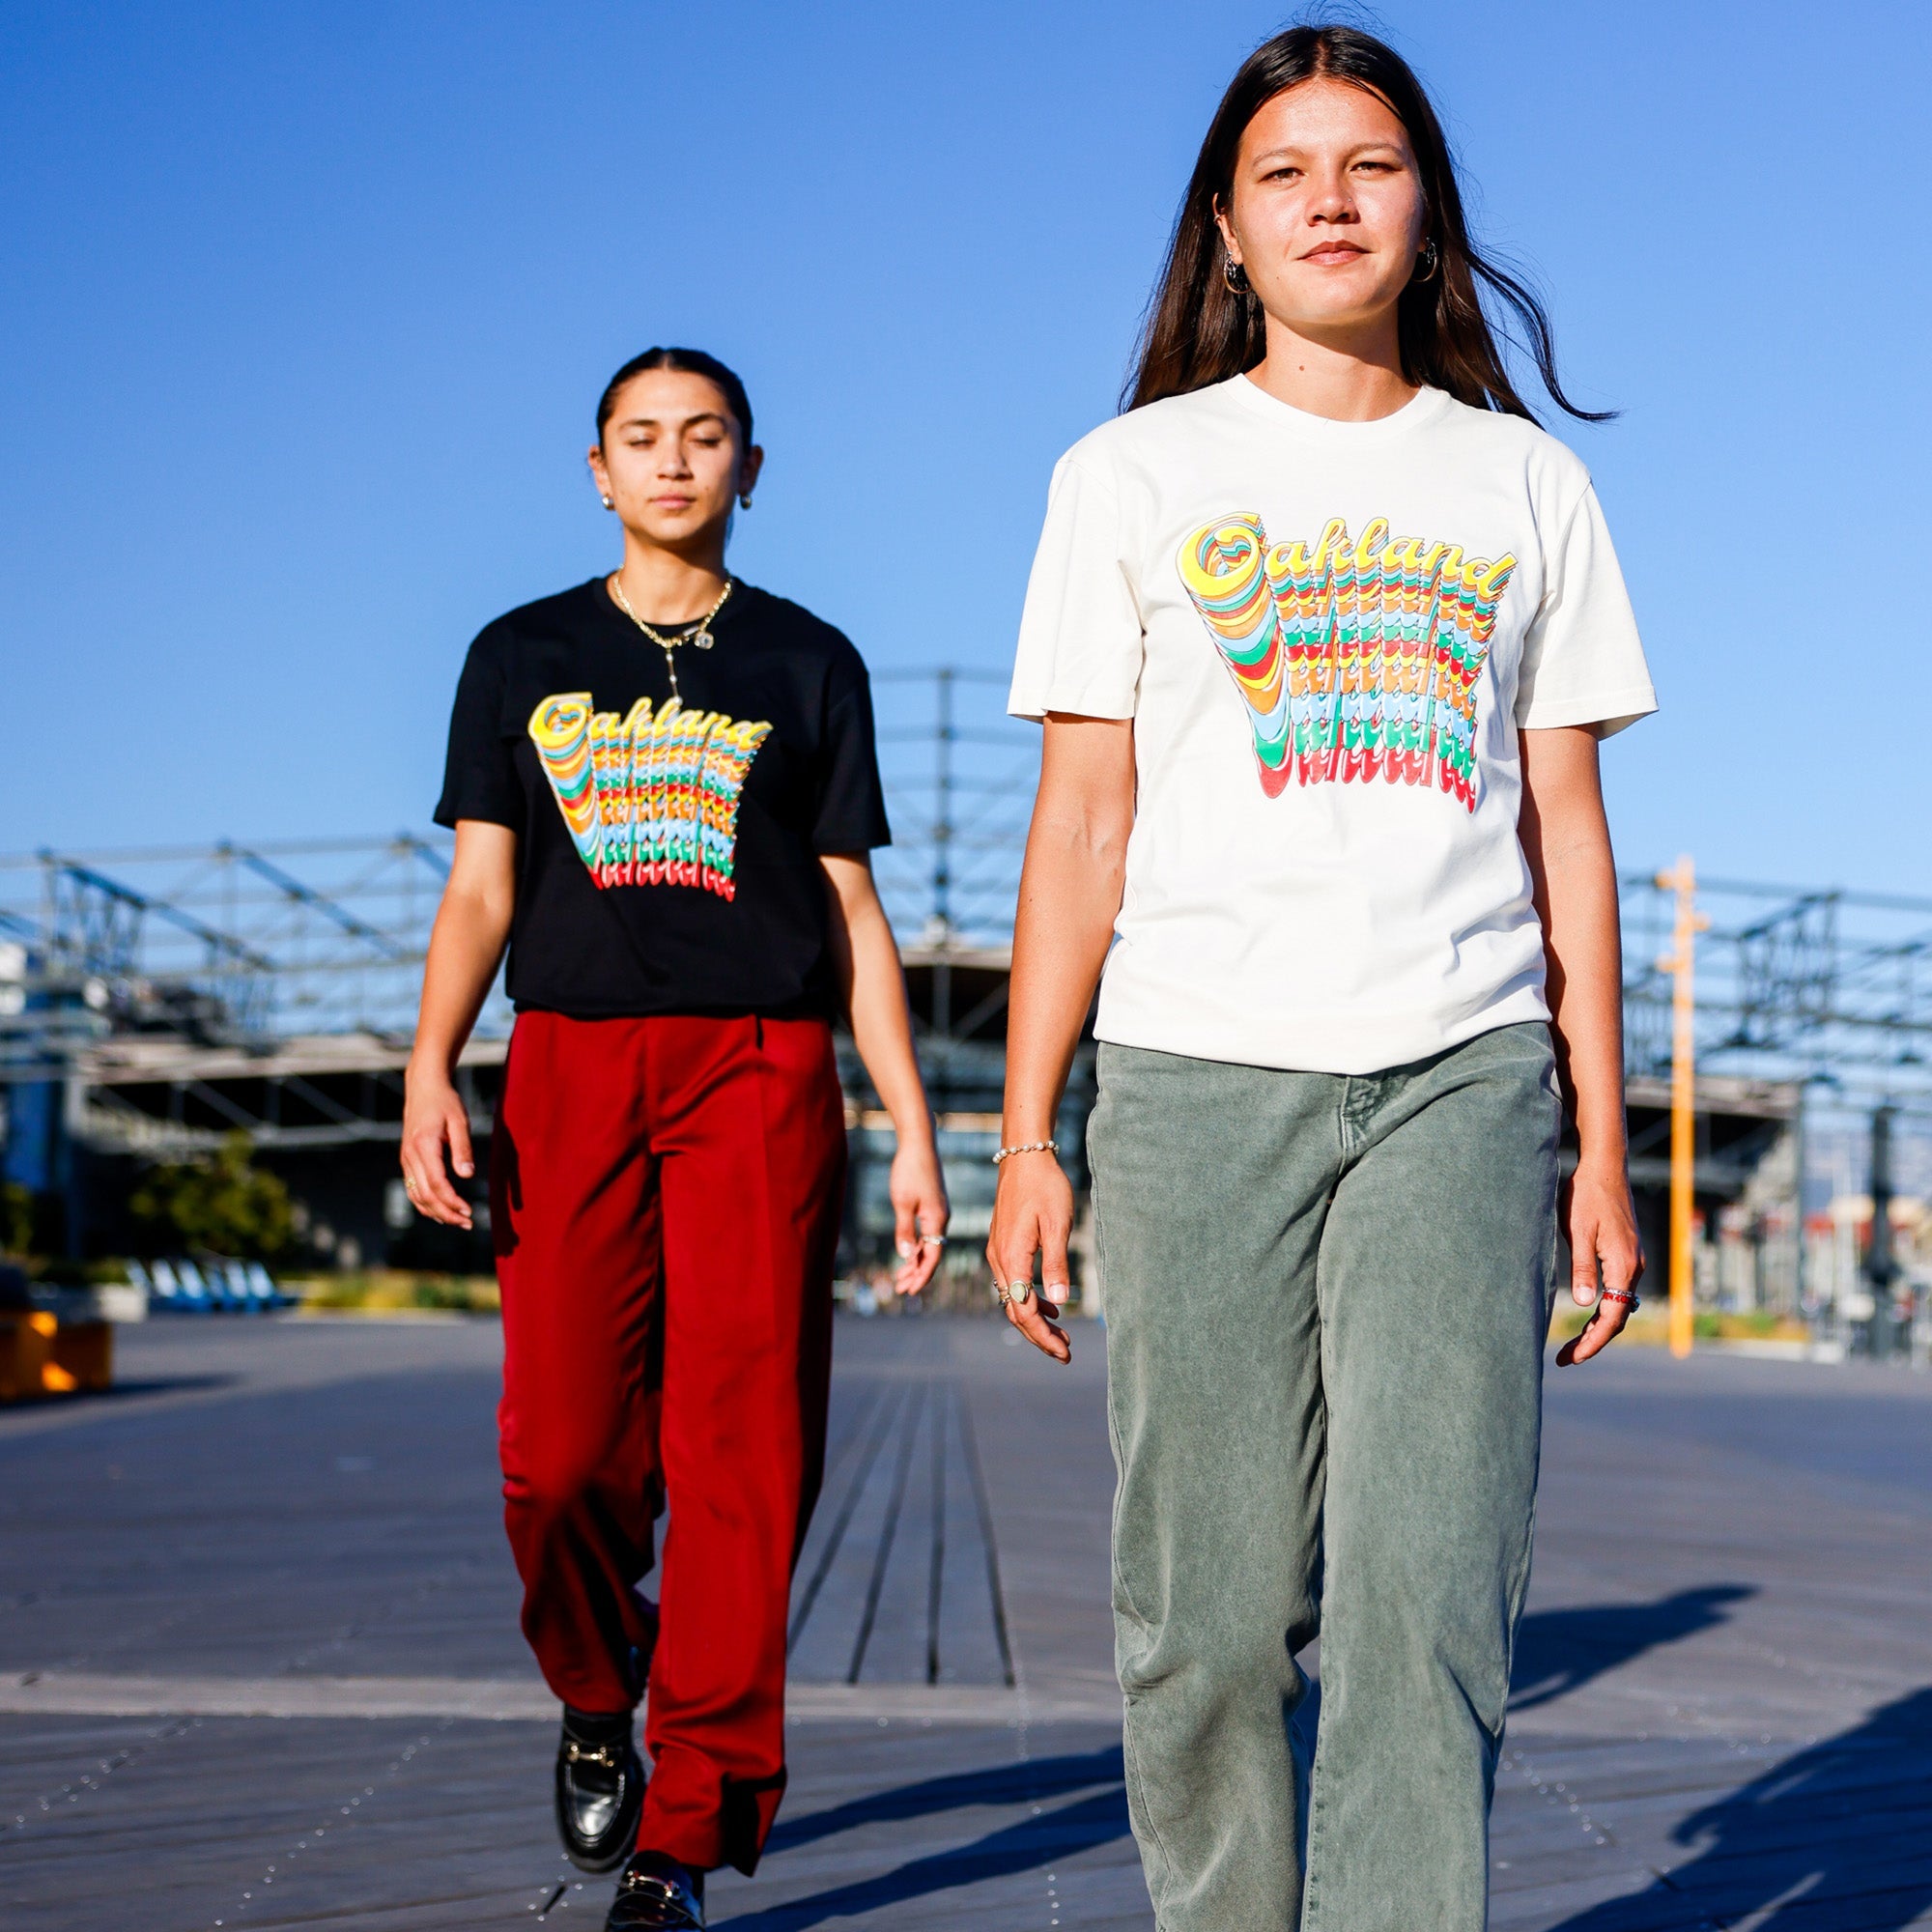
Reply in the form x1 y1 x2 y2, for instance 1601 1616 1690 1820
2 669 1929 1138
1621 871 1932 1123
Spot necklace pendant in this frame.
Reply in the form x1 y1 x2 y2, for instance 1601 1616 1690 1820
693 632 714 650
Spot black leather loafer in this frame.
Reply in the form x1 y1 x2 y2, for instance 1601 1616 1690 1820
606 1851 704 1929
554 1712 646 1874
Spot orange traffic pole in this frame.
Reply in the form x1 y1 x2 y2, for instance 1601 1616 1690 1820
1656 856 1708 1359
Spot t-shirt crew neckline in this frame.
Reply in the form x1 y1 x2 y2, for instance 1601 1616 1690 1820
1222 374 1453 446
589 572 750 638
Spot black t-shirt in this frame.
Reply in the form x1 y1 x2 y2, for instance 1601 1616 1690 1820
434 578 891 1020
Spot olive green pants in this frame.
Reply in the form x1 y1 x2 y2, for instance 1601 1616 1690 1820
1090 1023 1561 1932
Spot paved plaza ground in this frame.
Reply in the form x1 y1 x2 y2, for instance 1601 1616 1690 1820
0 1310 1928 1929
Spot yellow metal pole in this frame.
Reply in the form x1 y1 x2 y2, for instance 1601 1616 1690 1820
1655 857 1707 1359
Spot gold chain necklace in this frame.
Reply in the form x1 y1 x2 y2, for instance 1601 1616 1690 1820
608 574 733 699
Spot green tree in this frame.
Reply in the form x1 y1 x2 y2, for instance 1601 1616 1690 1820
0 1181 32 1257
129 1133 293 1259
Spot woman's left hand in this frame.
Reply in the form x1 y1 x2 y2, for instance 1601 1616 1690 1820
889 1137 950 1297
1556 1157 1646 1366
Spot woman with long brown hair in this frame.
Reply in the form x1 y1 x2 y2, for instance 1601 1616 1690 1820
989 26 1653 1928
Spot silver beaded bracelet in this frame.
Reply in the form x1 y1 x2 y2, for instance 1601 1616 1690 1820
992 1139 1060 1166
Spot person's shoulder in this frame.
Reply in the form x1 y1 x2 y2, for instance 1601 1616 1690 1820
734 585 867 672
1053 383 1235 482
462 579 606 663
485 578 607 639
1431 393 1595 496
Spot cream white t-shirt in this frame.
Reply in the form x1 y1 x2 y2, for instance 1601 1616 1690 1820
1009 377 1656 1075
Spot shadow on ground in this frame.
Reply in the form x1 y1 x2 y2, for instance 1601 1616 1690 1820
717 1747 1129 1929
1548 1687 1932 1929
0 1372 239 1414
724 1587 1798 1929
1510 1585 1755 1712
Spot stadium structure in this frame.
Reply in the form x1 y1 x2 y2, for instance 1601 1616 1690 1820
4 670 1928 1339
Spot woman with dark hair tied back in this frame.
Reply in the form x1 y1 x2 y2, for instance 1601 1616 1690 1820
404 347 948 1930
989 26 1654 1929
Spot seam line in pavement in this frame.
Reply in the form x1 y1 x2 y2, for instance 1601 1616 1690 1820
0 1672 1123 1724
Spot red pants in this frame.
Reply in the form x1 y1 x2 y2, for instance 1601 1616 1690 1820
492 1010 845 1874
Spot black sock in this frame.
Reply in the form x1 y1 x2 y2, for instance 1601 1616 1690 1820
561 1704 633 1747
636 1851 703 1898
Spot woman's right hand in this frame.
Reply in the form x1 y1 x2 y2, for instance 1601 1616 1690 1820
985 1151 1075 1364
400 1062 476 1230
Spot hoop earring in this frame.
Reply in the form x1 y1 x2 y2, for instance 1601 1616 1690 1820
1222 255 1252 297
1416 239 1439 281
600 494 614 510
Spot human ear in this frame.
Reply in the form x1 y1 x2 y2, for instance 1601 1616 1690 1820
1212 199 1243 269
739 443 765 498
586 445 614 508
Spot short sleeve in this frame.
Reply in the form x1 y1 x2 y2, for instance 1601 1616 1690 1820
1515 485 1657 736
1008 454 1144 720
433 627 523 829
812 648 892 853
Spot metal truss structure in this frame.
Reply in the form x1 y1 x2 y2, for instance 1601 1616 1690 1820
1621 873 1932 1129
868 667 1040 951
3 669 1928 1148
0 836 493 1082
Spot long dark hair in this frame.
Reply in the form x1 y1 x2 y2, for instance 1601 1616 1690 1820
1124 25 1605 423
597 346 755 447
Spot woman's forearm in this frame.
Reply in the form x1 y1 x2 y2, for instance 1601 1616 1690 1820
1004 839 1122 1140
819 852 948 1293
1520 727 1627 1166
986 716 1132 1359
1547 844 1628 1167
402 821 517 1223
410 822 518 1083
1003 718 1136 1142
412 889 513 1077
1521 724 1644 1356
842 885 935 1150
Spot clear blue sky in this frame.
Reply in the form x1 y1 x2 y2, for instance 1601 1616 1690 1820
4 0 1927 895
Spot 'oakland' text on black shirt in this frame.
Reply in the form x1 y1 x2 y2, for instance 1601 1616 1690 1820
434 578 891 1020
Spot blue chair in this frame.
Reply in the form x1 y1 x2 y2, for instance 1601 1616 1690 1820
228 1260 270 1312
244 1261 286 1310
203 1260 244 1313
213 1259 249 1312
147 1258 186 1311
171 1259 215 1313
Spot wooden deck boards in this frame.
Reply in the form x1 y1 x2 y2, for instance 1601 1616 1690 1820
0 1316 1927 1927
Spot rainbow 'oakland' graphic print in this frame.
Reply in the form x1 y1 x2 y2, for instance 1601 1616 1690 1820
1178 514 1516 811
527 693 772 900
